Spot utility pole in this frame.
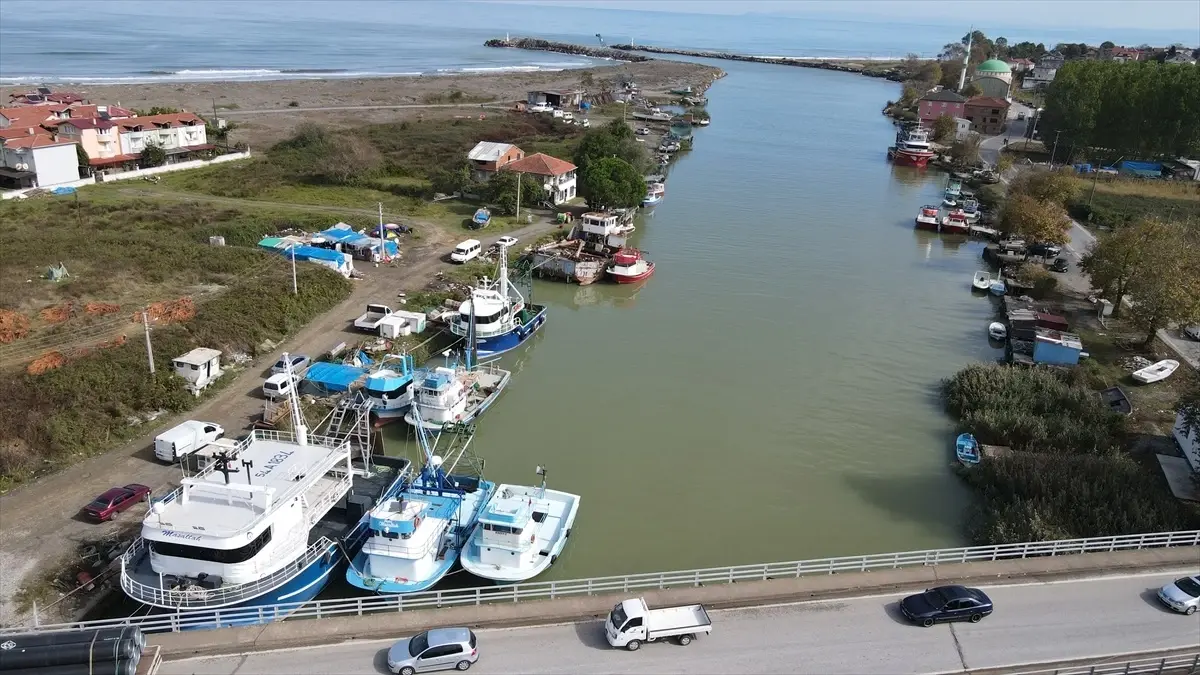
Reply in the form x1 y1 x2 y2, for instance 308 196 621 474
142 311 155 376
515 171 522 220
1049 131 1062 168
290 245 298 295
1088 155 1122 207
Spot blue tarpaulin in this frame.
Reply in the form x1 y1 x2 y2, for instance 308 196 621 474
304 362 366 392
1119 160 1162 178
318 225 399 257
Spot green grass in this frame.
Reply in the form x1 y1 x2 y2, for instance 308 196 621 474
1066 176 1200 230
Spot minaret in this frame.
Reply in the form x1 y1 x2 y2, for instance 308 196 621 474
958 30 974 92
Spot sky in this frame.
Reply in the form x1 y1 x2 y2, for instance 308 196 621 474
497 0 1200 37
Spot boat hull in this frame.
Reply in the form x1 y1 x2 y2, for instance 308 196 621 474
609 261 655 284
345 548 458 594
915 217 940 231
404 369 512 431
460 489 580 583
892 150 934 168
473 306 548 359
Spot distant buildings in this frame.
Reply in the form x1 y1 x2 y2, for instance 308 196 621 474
526 89 585 110
972 59 1013 100
1021 53 1063 90
917 90 966 126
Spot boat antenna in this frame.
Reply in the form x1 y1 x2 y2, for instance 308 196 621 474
535 465 546 499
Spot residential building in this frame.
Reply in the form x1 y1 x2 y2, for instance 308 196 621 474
1109 47 1142 62
0 105 57 130
1006 58 1034 72
0 131 81 189
963 96 1010 136
526 89 585 110
466 141 524 182
953 118 972 141
917 90 966 125
1022 52 1064 90
117 112 212 162
1165 53 1197 65
56 118 134 170
972 59 1012 100
501 152 577 205
1039 52 1066 70
7 89 87 106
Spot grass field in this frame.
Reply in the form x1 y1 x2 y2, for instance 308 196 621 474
1068 175 1200 229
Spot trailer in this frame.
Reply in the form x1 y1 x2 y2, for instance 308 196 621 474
604 597 713 651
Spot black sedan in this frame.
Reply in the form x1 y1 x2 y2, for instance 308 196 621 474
1050 257 1069 273
899 585 993 627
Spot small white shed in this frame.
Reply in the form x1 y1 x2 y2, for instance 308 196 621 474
378 311 427 338
172 348 222 396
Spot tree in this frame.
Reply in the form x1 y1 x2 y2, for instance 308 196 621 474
572 120 646 174
1125 225 1200 343
994 37 1009 60
960 81 982 97
932 114 957 142
579 156 644 209
139 143 166 168
950 132 982 166
939 61 964 89
579 71 595 88
1079 218 1170 316
486 170 547 215
917 61 942 86
996 153 1014 173
1013 261 1058 298
431 161 473 195
999 194 1071 244
321 135 381 185
1100 41 1116 50
1008 168 1080 205
75 143 90 168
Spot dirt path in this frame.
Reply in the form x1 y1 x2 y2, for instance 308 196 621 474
221 102 503 115
111 187 423 221
0 215 560 627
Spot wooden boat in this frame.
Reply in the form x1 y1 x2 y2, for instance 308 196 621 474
955 433 981 466
972 271 992 291
988 322 1007 340
1100 387 1132 416
1132 359 1179 384
607 248 655 284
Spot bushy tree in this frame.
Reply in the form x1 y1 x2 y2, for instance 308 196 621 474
139 143 167 168
999 194 1071 244
486 170 547 215
572 117 646 175
961 81 983 97
932 114 957 142
1008 168 1080 205
579 156 644 209
949 133 982 166
1079 218 1170 315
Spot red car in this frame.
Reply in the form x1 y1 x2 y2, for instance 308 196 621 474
83 484 151 522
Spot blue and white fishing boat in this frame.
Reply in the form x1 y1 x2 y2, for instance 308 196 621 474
461 466 580 583
119 355 410 627
472 208 491 228
362 354 417 426
404 309 511 432
956 433 981 466
448 241 546 359
345 422 495 593
642 182 665 207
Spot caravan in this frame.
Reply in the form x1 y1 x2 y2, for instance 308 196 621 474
153 421 224 462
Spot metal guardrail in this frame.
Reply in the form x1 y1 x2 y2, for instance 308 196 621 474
1008 652 1200 675
14 529 1200 635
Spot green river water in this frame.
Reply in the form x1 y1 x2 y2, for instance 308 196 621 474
377 59 1007 582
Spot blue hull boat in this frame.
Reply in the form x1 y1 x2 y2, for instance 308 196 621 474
472 208 491 228
473 305 548 359
956 433 981 466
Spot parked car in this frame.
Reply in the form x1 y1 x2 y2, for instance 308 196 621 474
899 585 994 627
1050 257 1069 273
387 628 479 674
271 353 310 376
494 235 519 249
263 372 299 400
1157 576 1200 615
636 127 651 136
1183 325 1200 341
83 484 152 522
1028 243 1062 258
1017 111 1027 121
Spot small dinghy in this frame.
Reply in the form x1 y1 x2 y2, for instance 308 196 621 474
989 278 1007 296
472 208 491 228
988 322 1007 340
1132 359 1179 384
956 433 981 466
1100 387 1132 415
972 271 992 291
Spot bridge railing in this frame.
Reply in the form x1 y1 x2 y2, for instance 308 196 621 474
12 529 1199 635
1009 651 1200 675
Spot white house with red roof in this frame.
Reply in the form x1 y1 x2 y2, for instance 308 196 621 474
501 152 577 204
0 129 81 189
56 118 129 169
117 112 212 160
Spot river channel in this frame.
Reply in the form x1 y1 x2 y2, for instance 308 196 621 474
370 58 1006 586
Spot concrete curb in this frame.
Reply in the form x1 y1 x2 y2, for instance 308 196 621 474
149 547 1200 659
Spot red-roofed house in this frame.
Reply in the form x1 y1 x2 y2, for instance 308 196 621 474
964 96 1010 136
0 105 56 131
501 152 577 204
56 118 128 168
0 130 82 189
117 112 212 161
1109 47 1143 62
8 90 88 106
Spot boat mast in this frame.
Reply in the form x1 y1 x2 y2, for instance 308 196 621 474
466 290 477 370
377 202 385 262
499 241 510 302
283 352 308 446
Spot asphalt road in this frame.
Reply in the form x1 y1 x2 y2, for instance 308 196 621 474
160 571 1199 675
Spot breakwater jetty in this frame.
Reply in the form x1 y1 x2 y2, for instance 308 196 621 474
484 38 649 62
610 45 905 82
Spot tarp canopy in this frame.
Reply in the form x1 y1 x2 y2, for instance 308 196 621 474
317 225 399 257
304 362 366 392
1119 160 1162 178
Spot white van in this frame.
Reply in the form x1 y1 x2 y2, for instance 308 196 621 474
154 421 224 462
263 372 299 399
450 239 482 263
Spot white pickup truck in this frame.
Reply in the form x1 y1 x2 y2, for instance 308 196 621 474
353 303 393 332
604 597 712 651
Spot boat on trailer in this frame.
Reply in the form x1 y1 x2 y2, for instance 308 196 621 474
119 356 412 628
460 466 581 583
345 422 495 594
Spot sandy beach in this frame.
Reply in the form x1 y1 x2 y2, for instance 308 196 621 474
3 60 722 145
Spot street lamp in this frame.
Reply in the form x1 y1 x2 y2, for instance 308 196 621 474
1088 155 1123 208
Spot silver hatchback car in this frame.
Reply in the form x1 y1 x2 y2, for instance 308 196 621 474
387 628 479 674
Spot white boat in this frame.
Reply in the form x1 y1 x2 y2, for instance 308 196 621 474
119 355 396 622
362 354 417 425
972 271 992 291
403 363 510 432
915 205 941 230
988 322 1007 340
989 278 1007 296
447 242 547 359
961 199 981 222
643 182 665 207
460 466 581 583
1132 359 1180 384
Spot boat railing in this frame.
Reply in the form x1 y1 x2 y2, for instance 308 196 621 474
119 536 335 610
362 527 446 559
37 530 1199 634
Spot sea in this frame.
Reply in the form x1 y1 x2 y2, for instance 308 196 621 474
1 0 1193 85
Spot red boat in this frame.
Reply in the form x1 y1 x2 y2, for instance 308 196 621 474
941 210 970 234
915 205 941 231
889 127 935 168
607 249 655 284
